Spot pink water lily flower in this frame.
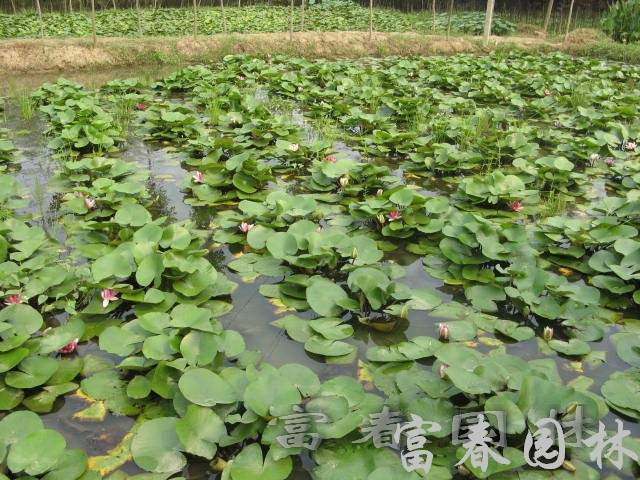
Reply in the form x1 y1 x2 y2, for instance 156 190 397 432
289 143 300 152
324 155 337 163
135 103 147 111
4 294 21 305
387 210 402 222
606 158 615 167
101 289 118 308
626 141 637 151
509 201 524 213
239 222 254 233
438 322 450 341
192 171 205 184
84 197 96 209
58 338 79 354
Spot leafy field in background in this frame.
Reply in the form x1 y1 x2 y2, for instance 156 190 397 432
0 51 639 479
0 4 516 38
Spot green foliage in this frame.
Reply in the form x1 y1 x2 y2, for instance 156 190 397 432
602 0 640 43
0 6 516 39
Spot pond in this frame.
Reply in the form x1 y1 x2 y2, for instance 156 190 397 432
0 52 639 480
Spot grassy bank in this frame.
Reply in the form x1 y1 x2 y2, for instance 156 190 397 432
0 31 548 74
1 28 639 77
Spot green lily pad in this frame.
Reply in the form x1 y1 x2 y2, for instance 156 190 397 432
131 417 186 474
178 368 236 406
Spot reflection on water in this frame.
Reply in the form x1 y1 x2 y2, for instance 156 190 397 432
122 137 193 223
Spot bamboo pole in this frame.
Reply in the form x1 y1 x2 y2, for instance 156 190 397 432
564 0 575 42
483 0 495 43
192 0 197 37
543 0 554 34
301 0 305 32
221 0 227 33
289 0 293 42
447 0 453 37
35 0 44 37
90 0 96 46
431 0 436 31
369 0 373 42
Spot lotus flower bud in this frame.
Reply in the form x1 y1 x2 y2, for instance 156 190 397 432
4 294 21 305
339 176 349 188
543 326 554 341
192 171 205 184
377 214 386 225
101 289 118 308
387 210 402 222
239 222 254 233
58 338 79 354
438 363 449 379
509 201 523 213
399 303 409 320
438 322 450 341
376 189 384 196
589 153 600 163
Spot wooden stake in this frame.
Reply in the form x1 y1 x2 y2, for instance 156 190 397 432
301 0 305 32
192 0 197 38
564 0 575 42
289 0 293 42
221 0 227 33
35 0 44 37
447 0 453 37
431 0 436 31
91 0 98 48
369 0 373 42
9 0 17 14
136 0 141 36
483 0 495 43
90 0 96 46
543 0 555 33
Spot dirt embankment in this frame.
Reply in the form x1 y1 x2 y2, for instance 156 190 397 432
0 31 561 75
